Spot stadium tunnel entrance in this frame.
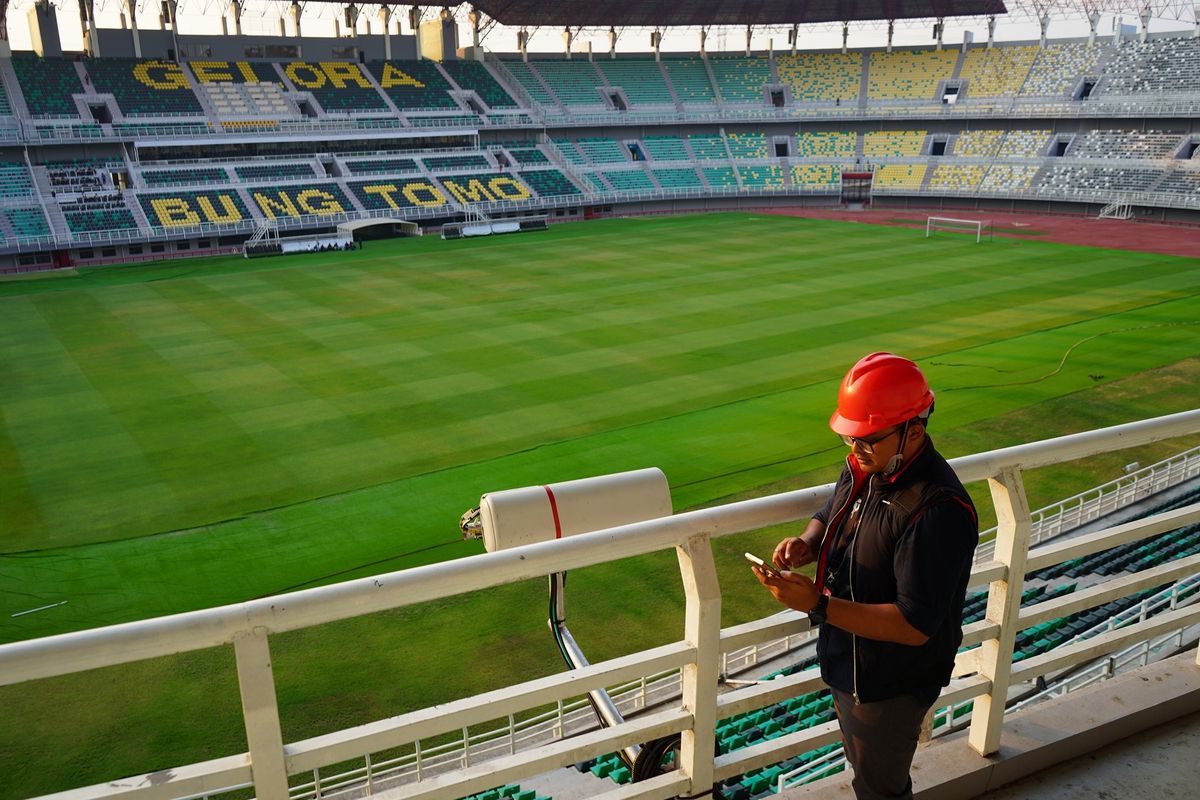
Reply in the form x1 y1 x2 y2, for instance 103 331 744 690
338 217 423 241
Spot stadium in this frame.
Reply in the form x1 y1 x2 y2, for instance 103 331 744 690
0 1 1198 799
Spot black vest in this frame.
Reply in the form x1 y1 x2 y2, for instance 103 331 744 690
815 440 978 702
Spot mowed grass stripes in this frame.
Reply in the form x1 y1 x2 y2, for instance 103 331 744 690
1 213 1198 643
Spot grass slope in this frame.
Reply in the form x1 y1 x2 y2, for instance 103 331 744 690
0 213 1198 796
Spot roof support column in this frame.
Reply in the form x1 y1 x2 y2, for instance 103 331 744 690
935 17 944 50
122 0 142 58
345 4 359 38
228 0 242 36
841 22 848 54
745 24 752 55
410 6 423 59
698 27 706 56
517 28 527 61
469 5 480 48
789 23 798 54
290 0 302 38
1039 13 1050 47
380 6 392 59
1140 5 1152 42
987 15 996 48
609 26 617 59
887 19 894 52
563 26 572 59
78 0 99 56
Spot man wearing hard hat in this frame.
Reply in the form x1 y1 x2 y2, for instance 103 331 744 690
752 352 979 800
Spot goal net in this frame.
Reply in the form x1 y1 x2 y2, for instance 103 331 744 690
925 216 991 243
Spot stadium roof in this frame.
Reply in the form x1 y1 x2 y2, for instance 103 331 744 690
459 0 1009 26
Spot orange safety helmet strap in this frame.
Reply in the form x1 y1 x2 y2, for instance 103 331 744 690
829 352 935 438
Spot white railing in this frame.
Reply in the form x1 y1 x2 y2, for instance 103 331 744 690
975 445 1200 564
1 410 1199 800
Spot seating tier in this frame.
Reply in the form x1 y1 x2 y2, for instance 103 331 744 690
867 50 957 100
62 200 138 233
0 161 34 197
791 164 841 188
423 154 490 171
1067 130 1182 160
862 130 926 158
703 166 738 188
344 157 419 175
688 134 728 160
775 53 861 102
188 60 280 84
577 137 626 164
795 131 855 158
365 61 457 110
13 57 84 117
439 60 518 108
959 46 1037 98
5 207 50 238
83 58 203 116
518 169 580 197
139 189 252 228
602 169 654 191
651 167 703 190
1022 43 1107 97
954 130 1003 158
928 164 985 192
246 182 355 219
873 164 927 189
500 60 555 105
709 56 772 103
507 148 549 166
998 130 1050 158
662 58 716 104
1098 38 1200 96
142 167 229 187
280 62 388 112
595 59 673 105
726 132 767 159
528 60 605 106
980 164 1038 192
738 164 784 188
234 162 317 182
641 136 689 161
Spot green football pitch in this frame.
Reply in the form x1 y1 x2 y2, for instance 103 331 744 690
1 212 1199 797
1 212 1198 643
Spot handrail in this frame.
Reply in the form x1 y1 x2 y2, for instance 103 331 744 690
1 410 1198 800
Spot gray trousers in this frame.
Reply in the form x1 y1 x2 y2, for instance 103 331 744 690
831 688 933 800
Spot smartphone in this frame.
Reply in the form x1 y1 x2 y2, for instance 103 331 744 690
744 552 781 577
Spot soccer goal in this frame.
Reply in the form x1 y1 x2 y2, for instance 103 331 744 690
925 216 991 243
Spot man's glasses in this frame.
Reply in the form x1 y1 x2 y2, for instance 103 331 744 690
839 426 900 455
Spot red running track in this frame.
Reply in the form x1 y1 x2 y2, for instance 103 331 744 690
759 207 1200 259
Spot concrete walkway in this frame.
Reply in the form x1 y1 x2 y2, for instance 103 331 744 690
974 709 1200 800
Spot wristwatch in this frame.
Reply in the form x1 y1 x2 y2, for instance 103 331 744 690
808 594 829 626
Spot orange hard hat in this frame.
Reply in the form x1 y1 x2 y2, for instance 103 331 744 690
829 352 935 438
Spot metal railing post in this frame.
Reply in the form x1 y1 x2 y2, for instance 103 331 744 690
968 466 1032 756
676 532 721 793
234 629 290 800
